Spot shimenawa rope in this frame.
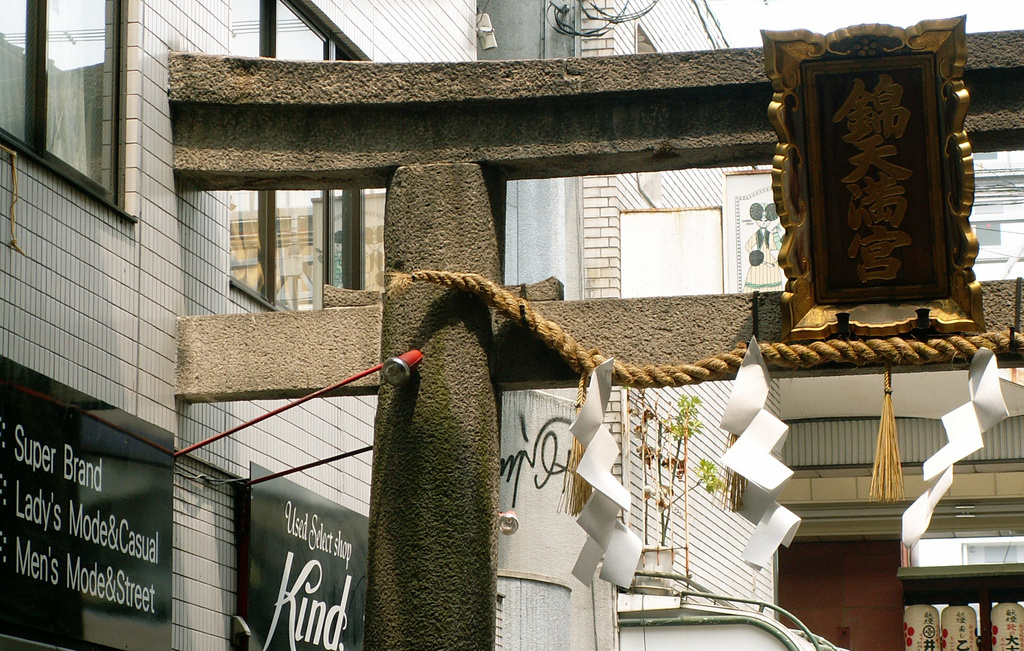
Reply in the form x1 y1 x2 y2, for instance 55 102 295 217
388 269 1023 384
389 269 1018 515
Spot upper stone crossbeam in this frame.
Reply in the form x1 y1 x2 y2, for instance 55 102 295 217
169 31 1024 189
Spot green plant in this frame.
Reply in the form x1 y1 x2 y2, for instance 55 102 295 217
631 390 725 575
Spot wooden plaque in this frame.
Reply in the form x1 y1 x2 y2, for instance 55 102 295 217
763 17 981 340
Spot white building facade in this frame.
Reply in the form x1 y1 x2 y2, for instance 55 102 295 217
0 2 474 650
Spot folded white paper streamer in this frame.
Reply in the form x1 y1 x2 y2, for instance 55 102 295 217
720 337 801 569
570 359 642 588
903 348 1007 548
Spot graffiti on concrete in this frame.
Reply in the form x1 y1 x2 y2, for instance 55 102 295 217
501 414 571 508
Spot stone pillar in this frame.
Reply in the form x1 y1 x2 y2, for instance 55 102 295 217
366 163 504 649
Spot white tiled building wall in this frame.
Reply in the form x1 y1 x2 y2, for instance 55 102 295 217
0 1 476 649
321 0 477 62
172 456 239 649
0 163 141 412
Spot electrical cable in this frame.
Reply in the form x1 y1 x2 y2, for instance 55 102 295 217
690 0 721 48
246 444 373 487
549 0 661 38
173 350 420 458
701 0 730 47
175 467 248 486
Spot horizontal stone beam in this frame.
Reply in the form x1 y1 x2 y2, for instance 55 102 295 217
176 305 382 402
176 280 1021 402
494 278 1022 388
169 31 1024 189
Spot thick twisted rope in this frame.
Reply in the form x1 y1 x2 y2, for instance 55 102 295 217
389 270 1024 388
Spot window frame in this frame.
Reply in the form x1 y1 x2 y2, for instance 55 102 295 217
228 0 368 308
257 0 357 61
0 0 125 206
231 188 363 308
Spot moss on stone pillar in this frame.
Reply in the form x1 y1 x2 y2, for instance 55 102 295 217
366 163 504 649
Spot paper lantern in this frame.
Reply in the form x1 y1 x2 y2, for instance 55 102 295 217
941 605 978 651
905 605 940 650
991 602 1024 651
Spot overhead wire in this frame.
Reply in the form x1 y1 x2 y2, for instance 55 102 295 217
689 0 717 46
549 0 662 38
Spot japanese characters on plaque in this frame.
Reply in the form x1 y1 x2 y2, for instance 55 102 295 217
804 57 946 304
763 17 984 340
835 73 912 283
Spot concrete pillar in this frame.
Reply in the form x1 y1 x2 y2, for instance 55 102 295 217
366 163 504 649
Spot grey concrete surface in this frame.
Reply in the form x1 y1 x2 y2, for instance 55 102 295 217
176 279 1024 401
169 31 1024 189
366 163 503 650
322 285 381 307
176 305 381 402
496 573 572 651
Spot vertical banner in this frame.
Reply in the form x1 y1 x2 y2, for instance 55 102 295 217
248 464 369 651
0 365 173 650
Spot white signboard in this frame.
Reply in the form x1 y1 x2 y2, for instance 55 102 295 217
723 171 784 294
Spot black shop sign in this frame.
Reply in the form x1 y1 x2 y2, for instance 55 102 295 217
248 464 368 651
0 360 173 650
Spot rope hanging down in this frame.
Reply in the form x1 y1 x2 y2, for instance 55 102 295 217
388 269 1024 386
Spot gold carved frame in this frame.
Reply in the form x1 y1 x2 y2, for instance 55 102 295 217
763 17 981 340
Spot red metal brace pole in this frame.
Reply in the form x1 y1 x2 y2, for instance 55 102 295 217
174 349 423 458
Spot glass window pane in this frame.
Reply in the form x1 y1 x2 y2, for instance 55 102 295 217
362 189 386 291
229 190 265 296
229 0 260 57
275 190 319 311
46 0 116 188
0 2 27 140
275 0 325 61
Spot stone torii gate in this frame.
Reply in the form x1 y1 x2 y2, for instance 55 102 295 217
170 32 1024 649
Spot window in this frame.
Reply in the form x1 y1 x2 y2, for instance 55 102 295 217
229 189 384 310
227 1 382 309
229 0 353 60
0 0 121 198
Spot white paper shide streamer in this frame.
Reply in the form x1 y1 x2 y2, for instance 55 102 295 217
570 359 643 588
902 348 1008 548
719 337 800 569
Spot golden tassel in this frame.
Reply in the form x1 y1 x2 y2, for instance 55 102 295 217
559 372 594 516
869 365 904 502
